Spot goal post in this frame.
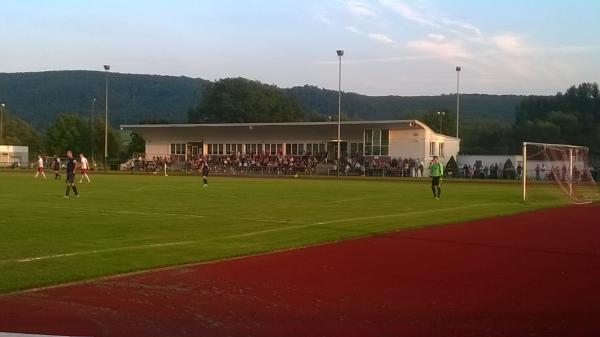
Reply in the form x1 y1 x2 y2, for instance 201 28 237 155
522 141 599 203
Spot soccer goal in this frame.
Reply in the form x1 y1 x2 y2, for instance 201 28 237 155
522 142 599 203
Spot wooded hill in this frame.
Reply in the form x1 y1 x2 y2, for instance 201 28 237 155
0 71 524 129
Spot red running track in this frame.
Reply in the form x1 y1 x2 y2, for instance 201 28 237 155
0 204 599 337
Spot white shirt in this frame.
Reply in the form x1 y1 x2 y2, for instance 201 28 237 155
81 157 89 169
38 158 44 168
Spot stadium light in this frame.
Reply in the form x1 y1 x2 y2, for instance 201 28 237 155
437 111 445 134
91 98 96 162
336 50 344 179
104 65 110 171
456 66 461 139
0 103 4 145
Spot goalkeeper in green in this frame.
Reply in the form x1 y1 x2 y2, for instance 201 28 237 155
429 155 443 199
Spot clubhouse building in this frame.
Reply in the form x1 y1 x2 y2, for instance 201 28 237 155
121 120 460 165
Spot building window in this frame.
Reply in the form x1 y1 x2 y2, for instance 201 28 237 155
306 143 325 154
245 144 263 154
364 129 389 156
207 144 224 155
439 143 445 157
430 141 436 156
350 143 363 155
170 143 185 155
226 144 243 154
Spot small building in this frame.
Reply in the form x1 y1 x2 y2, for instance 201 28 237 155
121 120 460 170
0 145 29 167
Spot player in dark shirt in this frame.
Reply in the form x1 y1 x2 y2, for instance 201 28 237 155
201 161 209 187
65 150 79 198
52 156 61 180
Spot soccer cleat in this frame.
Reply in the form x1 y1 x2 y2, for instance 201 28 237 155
203 184 208 187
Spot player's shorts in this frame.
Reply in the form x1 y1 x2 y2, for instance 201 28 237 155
81 168 89 174
202 170 209 177
431 176 441 186
37 167 44 173
66 172 75 184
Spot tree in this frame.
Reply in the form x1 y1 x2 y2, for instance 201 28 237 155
44 114 119 160
189 78 306 123
0 113 42 159
418 109 456 136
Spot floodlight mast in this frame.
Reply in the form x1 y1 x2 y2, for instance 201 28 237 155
336 49 344 179
455 66 461 139
104 65 110 171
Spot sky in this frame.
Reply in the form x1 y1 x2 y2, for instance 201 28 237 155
1 0 599 96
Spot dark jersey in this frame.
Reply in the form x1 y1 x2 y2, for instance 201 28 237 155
52 160 60 170
201 164 210 176
66 158 76 175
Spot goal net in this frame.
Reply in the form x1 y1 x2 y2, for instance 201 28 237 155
523 142 599 203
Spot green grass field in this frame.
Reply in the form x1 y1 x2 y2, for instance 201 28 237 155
0 171 569 293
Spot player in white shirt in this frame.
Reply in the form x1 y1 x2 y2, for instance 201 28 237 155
79 153 91 183
34 155 46 179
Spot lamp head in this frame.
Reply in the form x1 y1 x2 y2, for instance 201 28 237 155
336 50 344 57
103 64 111 71
456 66 461 72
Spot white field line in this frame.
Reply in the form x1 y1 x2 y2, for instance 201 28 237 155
238 218 299 224
0 241 202 264
328 197 368 203
226 202 500 238
50 206 205 219
1 202 502 264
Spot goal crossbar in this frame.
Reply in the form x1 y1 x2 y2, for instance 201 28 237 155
523 141 594 202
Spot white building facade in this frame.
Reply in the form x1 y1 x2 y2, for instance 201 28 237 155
121 120 460 166
0 145 28 167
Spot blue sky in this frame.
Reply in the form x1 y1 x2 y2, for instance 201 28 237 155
1 0 599 95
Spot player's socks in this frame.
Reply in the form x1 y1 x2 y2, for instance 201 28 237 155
203 178 208 185
66 186 71 196
72 186 79 196
431 186 436 197
437 187 441 198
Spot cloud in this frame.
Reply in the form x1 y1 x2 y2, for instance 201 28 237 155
407 36 471 59
379 0 438 27
345 26 362 34
428 33 445 42
344 1 377 18
313 13 334 25
368 33 395 44
492 32 528 56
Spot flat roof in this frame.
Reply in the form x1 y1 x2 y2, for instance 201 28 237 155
121 119 418 128
121 120 460 141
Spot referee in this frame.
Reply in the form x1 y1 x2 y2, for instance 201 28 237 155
65 150 79 198
429 155 443 199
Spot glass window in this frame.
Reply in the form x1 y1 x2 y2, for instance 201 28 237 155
381 129 389 146
439 143 445 157
364 129 373 145
298 144 304 154
292 144 298 155
430 142 436 156
373 130 381 146
286 144 291 155
381 146 389 156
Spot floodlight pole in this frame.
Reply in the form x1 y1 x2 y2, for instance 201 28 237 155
91 98 96 162
456 66 461 139
437 111 445 134
103 65 110 171
337 49 344 179
0 103 4 145
523 142 527 201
